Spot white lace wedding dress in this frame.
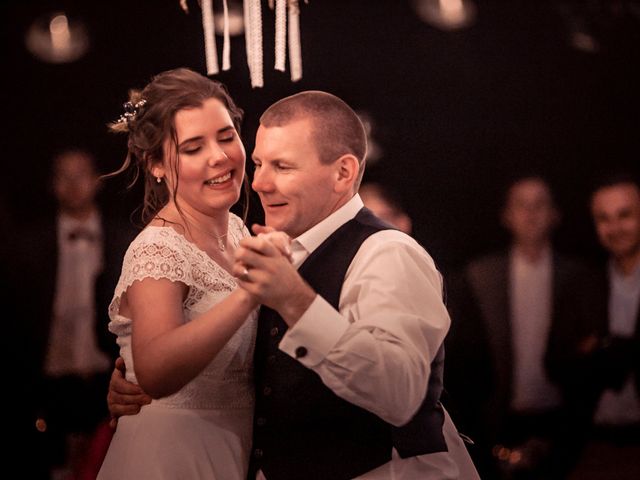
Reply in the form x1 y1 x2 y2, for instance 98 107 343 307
98 214 257 479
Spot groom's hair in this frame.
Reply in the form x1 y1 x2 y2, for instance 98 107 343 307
260 91 367 189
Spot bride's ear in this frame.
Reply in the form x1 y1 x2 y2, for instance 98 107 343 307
150 161 166 182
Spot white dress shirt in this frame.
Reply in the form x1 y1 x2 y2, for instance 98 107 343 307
44 211 111 377
509 247 562 412
273 195 478 479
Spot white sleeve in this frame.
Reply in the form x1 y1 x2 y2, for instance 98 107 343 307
279 230 450 426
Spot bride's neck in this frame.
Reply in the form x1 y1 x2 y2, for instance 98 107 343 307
159 202 229 239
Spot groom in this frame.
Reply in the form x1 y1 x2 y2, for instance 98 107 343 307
108 91 478 479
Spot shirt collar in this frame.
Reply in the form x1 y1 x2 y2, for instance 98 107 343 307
609 258 640 284
510 245 552 268
293 194 363 257
58 210 102 236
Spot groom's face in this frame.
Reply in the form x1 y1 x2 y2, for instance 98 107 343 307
251 119 339 238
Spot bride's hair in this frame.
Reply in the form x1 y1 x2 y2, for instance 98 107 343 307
106 67 249 224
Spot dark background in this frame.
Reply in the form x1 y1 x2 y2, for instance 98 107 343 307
2 0 639 273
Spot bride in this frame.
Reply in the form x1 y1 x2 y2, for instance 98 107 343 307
98 68 284 479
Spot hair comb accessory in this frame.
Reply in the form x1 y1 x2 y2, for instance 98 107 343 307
117 99 147 125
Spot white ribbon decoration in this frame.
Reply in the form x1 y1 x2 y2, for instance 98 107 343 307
222 0 231 71
244 0 264 87
202 0 219 75
274 0 287 72
190 0 304 87
288 0 303 82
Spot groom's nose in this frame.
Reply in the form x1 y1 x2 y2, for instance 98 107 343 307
252 166 274 194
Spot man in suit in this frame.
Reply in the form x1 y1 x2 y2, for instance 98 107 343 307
573 174 640 479
108 91 479 479
446 175 601 479
16 149 134 478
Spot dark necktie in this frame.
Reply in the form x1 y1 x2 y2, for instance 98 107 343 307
67 228 98 242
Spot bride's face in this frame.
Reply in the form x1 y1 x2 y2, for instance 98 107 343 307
156 97 246 217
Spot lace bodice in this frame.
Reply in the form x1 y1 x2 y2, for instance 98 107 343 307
108 214 256 410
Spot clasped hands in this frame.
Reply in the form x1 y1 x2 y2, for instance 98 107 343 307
233 225 316 326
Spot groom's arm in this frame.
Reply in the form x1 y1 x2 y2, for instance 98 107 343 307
235 230 448 426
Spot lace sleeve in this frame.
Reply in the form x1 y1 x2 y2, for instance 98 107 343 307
113 229 192 302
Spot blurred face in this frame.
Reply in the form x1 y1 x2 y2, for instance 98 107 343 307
591 183 640 261
360 185 412 235
52 152 99 214
502 178 558 245
156 97 246 216
251 119 343 238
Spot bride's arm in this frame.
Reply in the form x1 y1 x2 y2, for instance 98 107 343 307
128 278 257 399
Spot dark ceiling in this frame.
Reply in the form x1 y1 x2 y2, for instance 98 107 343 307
2 0 639 269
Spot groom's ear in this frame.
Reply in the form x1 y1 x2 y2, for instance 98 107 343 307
333 154 359 194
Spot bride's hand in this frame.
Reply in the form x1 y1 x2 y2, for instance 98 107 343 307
232 225 292 287
252 225 292 262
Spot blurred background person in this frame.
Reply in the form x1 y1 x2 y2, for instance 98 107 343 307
359 181 413 235
14 149 135 479
569 174 640 480
445 175 602 479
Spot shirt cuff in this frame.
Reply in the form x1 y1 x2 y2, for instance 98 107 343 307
279 294 350 367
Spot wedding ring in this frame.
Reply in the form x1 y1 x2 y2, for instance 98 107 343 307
240 267 250 282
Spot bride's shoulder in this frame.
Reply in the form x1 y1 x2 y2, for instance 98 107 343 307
132 224 179 244
229 213 250 239
123 225 190 260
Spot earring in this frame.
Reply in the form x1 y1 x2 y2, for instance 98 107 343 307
156 176 162 184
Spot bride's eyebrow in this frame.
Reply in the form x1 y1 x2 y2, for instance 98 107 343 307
178 126 236 147
178 137 203 148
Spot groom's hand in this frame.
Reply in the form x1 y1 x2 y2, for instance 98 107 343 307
250 224 293 262
107 357 152 427
233 232 315 327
